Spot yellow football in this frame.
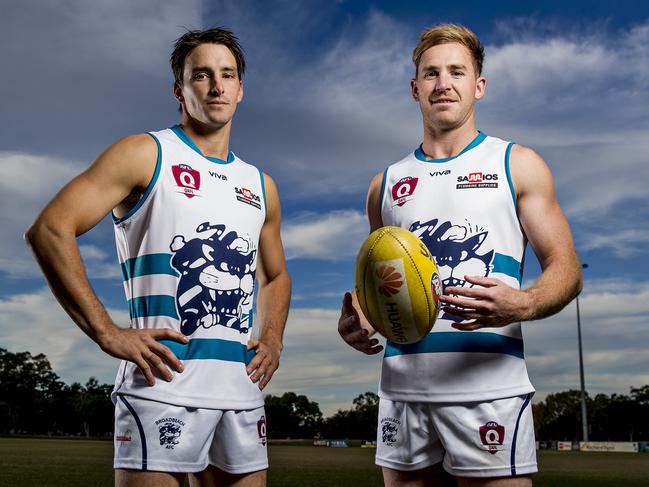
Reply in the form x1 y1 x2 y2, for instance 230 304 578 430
355 226 442 344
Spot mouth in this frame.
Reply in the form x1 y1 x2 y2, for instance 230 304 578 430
431 98 456 105
207 100 229 106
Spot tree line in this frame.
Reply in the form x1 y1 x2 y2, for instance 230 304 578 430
1 348 648 441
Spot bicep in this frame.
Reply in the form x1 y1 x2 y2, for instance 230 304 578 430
367 172 384 232
257 174 288 285
36 134 157 235
512 146 578 269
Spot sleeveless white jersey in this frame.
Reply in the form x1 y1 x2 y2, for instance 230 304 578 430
111 125 266 410
379 132 534 402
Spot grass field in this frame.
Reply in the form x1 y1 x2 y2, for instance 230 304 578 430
1 437 648 486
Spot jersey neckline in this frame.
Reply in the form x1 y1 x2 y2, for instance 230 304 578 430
414 131 486 163
170 124 235 165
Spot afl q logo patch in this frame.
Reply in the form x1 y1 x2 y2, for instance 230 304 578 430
479 421 505 454
257 415 267 446
391 177 418 207
172 164 202 198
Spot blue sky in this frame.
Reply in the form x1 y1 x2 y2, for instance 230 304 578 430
1 0 649 415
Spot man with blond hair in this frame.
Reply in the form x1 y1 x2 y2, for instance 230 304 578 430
339 23 581 486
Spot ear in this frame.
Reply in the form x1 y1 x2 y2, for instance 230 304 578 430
173 82 184 105
236 79 243 104
474 76 486 101
410 78 419 102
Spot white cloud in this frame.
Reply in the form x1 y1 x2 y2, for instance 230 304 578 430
283 210 369 260
0 152 81 278
0 288 123 385
580 228 649 258
525 280 649 399
263 307 382 416
0 152 123 280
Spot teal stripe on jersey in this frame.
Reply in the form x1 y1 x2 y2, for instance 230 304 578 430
112 132 162 224
414 132 487 163
385 331 524 359
121 253 179 281
170 125 234 164
504 142 516 206
159 338 256 364
129 295 179 319
258 168 266 210
492 253 522 282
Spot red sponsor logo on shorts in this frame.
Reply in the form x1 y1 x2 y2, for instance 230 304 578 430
257 415 267 446
479 421 505 454
116 430 132 442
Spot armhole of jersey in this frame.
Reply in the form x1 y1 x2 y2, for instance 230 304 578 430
112 133 162 224
379 169 388 217
504 142 516 209
258 168 267 218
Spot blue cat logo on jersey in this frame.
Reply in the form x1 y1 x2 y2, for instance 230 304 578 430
155 417 185 449
410 219 493 320
170 222 256 336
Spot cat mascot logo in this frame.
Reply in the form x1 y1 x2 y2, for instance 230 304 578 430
410 218 494 321
170 222 256 336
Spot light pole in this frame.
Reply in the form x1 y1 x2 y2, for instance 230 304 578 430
576 263 588 442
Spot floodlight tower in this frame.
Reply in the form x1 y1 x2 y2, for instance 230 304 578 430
576 263 589 442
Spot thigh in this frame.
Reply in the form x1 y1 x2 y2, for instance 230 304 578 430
431 394 537 479
189 465 266 487
383 463 456 487
115 469 186 487
114 394 222 473
456 475 531 487
375 399 445 472
208 407 268 475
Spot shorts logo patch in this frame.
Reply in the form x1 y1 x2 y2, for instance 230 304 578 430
479 421 505 454
156 417 185 449
380 417 400 446
116 430 132 442
257 415 267 446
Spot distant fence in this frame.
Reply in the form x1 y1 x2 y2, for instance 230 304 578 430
537 440 648 452
313 439 349 447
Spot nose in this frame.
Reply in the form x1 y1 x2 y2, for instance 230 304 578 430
434 72 452 93
210 76 224 96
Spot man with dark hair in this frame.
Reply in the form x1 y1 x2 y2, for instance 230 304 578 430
339 23 581 486
27 27 290 486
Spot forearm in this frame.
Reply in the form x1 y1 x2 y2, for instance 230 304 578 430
25 220 116 344
522 257 582 321
256 271 291 350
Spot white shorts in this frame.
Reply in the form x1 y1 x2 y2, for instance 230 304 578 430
375 394 537 478
114 394 268 474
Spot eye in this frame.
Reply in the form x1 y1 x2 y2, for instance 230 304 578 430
193 72 209 81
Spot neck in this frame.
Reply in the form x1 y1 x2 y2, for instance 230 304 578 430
420 116 478 160
179 116 232 160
